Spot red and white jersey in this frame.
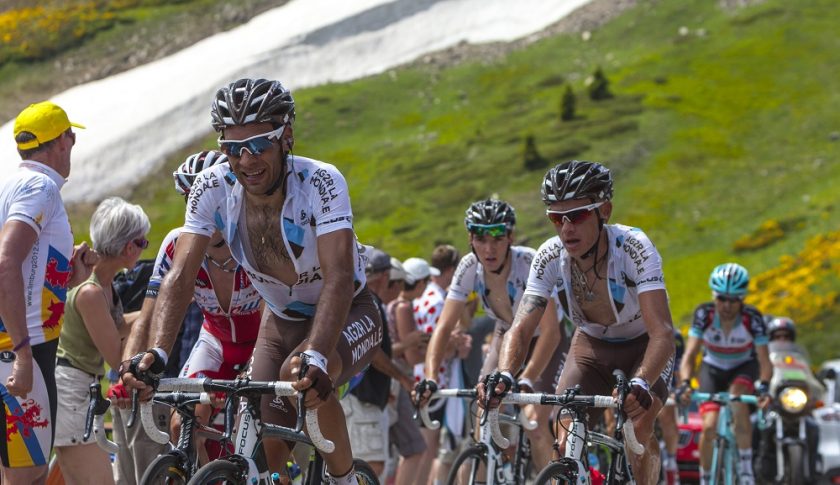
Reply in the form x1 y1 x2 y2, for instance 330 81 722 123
148 228 262 343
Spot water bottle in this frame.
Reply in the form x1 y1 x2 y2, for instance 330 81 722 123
502 462 514 483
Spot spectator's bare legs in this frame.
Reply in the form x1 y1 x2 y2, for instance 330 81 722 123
1 465 47 485
55 444 115 485
418 427 439 485
395 452 424 485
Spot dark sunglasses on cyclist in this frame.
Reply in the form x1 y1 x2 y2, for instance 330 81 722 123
218 126 285 157
715 294 742 303
467 223 508 237
546 201 604 226
133 237 149 249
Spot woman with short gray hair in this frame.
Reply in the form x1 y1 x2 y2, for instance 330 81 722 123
54 196 150 484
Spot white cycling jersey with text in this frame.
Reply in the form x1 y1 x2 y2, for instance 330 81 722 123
182 157 365 320
524 224 666 342
448 246 552 332
0 162 73 349
147 227 262 343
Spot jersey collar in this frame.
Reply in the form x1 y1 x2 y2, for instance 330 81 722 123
19 160 66 189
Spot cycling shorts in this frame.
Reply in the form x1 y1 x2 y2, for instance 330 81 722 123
479 322 569 393
248 286 382 428
557 331 671 407
0 340 57 468
179 327 255 379
697 359 758 414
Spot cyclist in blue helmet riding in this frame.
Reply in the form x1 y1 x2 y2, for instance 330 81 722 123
678 263 772 485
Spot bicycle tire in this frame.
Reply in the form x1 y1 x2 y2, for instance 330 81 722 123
446 445 488 485
784 445 804 485
352 459 381 485
141 453 190 485
710 438 728 485
187 459 244 485
532 459 577 485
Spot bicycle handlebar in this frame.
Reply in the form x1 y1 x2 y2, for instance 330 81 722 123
140 391 212 445
416 389 477 429
83 383 119 454
689 391 759 405
154 377 334 453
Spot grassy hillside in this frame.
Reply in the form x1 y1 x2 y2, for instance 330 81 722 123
62 0 838 360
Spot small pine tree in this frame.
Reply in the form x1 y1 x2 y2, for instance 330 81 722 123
588 66 612 101
560 84 576 121
523 135 546 170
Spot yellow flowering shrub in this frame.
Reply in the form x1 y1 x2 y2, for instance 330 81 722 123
0 3 115 64
747 230 840 325
733 218 785 252
0 0 188 66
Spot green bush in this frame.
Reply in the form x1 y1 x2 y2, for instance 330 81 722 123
587 66 613 101
523 134 547 170
560 84 576 121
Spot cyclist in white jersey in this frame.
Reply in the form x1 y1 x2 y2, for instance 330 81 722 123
416 198 565 470
481 161 676 485
121 79 380 485
677 263 771 485
0 101 95 484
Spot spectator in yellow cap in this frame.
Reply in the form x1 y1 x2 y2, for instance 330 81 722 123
0 101 95 483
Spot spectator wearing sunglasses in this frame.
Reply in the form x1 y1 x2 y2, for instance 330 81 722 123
53 197 149 485
678 263 772 485
0 101 97 483
416 199 567 471
482 160 677 485
121 78 381 484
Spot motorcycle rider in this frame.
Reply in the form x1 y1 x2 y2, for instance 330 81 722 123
755 316 823 484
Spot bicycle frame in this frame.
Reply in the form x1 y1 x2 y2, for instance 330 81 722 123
155 377 333 484
690 392 759 485
418 388 536 485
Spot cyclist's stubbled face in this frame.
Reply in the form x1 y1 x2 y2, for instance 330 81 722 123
549 199 612 258
469 233 512 273
223 122 292 196
714 296 743 322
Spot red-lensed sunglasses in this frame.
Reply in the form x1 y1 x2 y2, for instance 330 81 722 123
133 238 149 249
546 202 604 226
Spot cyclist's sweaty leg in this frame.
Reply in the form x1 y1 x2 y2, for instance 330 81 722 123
249 287 382 474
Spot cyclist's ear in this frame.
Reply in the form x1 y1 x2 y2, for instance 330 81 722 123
598 201 613 223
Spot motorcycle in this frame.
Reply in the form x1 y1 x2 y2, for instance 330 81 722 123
756 340 824 484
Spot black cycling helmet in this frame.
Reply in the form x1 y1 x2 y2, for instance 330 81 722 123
541 160 613 205
464 199 516 232
173 150 228 196
767 316 796 341
210 78 295 131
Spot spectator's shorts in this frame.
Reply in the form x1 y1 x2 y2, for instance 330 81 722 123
0 340 57 467
388 387 426 457
54 365 100 447
341 393 388 463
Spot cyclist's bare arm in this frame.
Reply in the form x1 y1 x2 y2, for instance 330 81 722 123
498 294 548 374
306 228 355 357
425 298 467 381
756 344 773 382
679 335 703 384
635 289 676 385
122 297 156 361
153 233 210 353
519 298 561 383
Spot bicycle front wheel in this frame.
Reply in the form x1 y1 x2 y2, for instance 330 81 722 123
352 459 381 485
187 459 245 485
533 459 577 485
446 445 488 485
141 453 190 485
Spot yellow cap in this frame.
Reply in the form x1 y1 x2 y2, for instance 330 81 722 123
13 101 85 150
